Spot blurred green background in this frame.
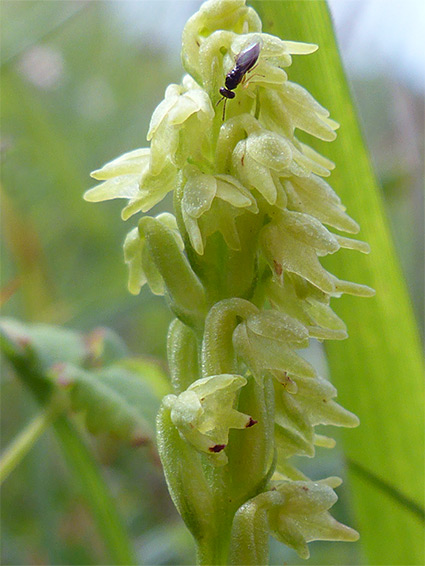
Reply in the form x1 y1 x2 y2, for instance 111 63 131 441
1 1 423 565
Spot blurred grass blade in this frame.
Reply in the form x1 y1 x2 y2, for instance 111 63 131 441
0 278 20 307
0 404 59 485
252 1 425 565
53 416 136 566
347 459 425 522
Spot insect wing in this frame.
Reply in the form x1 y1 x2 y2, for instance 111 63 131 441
235 42 261 73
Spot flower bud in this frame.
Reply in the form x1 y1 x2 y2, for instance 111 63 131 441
123 213 183 295
139 216 206 329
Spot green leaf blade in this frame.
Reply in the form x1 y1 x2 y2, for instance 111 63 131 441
252 1 425 564
55 363 162 445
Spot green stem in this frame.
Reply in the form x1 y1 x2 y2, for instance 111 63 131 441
0 402 60 485
196 510 233 565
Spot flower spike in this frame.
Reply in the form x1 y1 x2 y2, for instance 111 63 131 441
86 0 374 560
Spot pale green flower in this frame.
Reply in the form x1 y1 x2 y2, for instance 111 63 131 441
85 76 214 219
182 0 262 83
266 276 349 341
232 129 293 205
85 148 178 218
268 480 359 559
274 374 359 461
260 210 341 294
85 148 150 203
147 76 214 174
165 374 255 465
277 81 339 141
283 173 360 233
233 313 316 382
181 167 257 254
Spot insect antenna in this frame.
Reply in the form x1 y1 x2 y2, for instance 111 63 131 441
215 96 228 121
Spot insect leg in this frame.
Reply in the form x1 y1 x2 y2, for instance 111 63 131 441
242 72 265 89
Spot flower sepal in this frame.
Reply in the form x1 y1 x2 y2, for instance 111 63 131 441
233 314 316 384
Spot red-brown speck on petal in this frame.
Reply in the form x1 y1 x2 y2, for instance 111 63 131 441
273 260 283 276
131 435 150 448
302 486 309 491
245 417 258 428
241 153 245 166
209 444 226 453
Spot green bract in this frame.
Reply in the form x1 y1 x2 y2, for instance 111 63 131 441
84 0 374 562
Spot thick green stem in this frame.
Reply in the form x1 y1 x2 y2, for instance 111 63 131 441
227 376 275 506
196 515 234 565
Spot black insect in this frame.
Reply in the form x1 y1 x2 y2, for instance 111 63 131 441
217 41 262 119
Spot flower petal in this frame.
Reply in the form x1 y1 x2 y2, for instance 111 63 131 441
90 149 150 180
84 175 141 202
182 172 217 218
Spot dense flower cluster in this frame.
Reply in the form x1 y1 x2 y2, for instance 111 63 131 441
85 0 373 560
